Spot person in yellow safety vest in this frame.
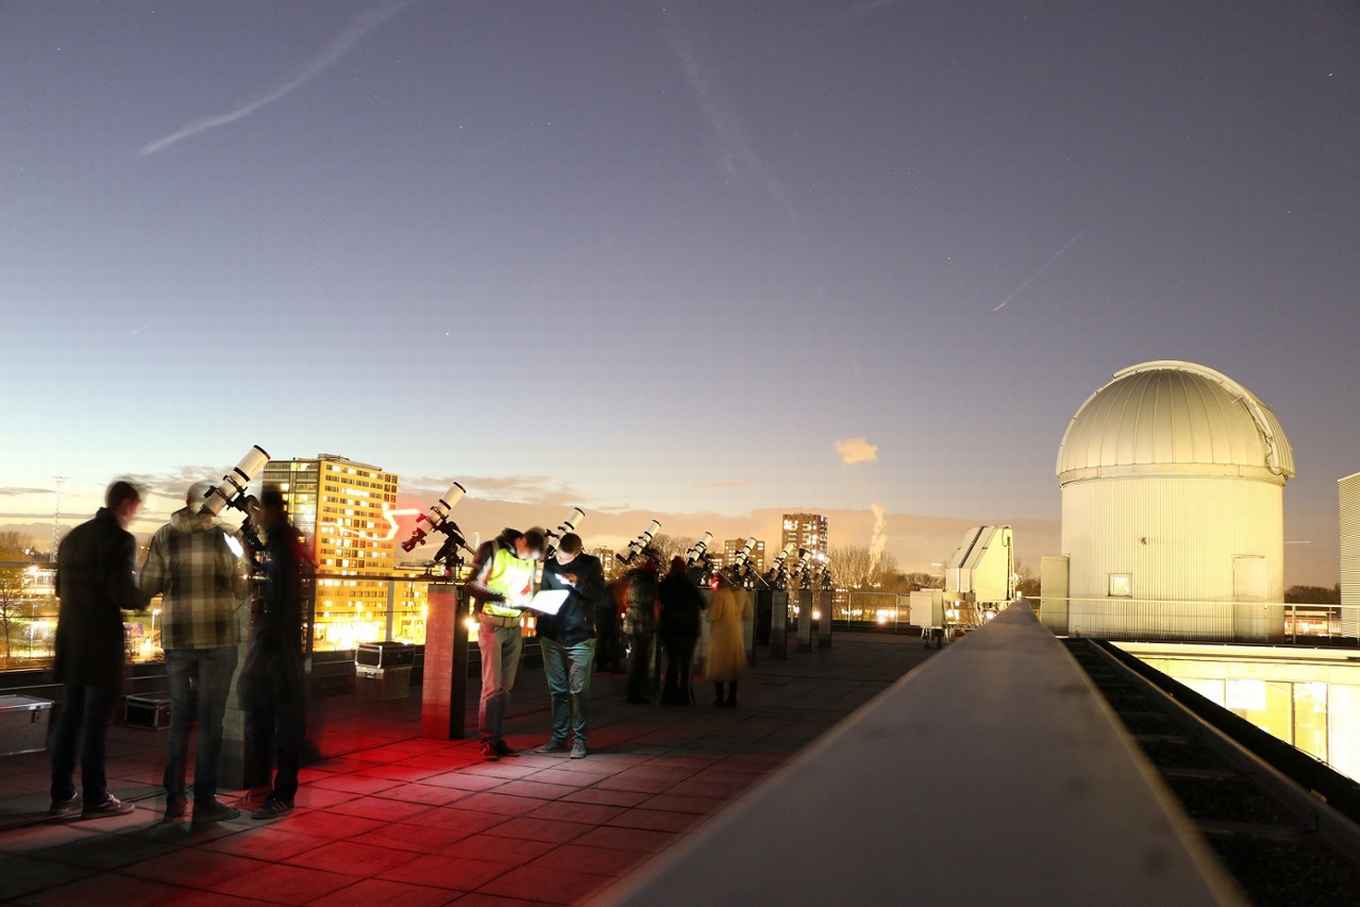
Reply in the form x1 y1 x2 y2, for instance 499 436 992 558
467 526 547 760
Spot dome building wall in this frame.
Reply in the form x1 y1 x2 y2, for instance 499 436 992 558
1054 361 1294 641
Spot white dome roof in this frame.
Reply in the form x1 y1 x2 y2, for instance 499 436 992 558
1057 361 1295 484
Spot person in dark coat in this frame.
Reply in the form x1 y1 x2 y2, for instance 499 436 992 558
243 488 309 819
621 555 660 704
657 557 703 706
49 480 146 819
536 533 605 758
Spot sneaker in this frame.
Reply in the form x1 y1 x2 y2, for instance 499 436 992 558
570 740 588 760
192 799 241 825
493 740 519 758
163 796 187 823
48 794 81 820
480 741 501 762
81 795 135 819
251 797 294 820
535 739 570 755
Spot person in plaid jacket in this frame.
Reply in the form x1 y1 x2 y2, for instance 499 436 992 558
140 481 248 824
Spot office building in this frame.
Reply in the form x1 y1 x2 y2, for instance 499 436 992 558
262 454 399 651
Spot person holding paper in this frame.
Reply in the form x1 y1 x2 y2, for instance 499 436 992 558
467 527 547 761
536 533 605 758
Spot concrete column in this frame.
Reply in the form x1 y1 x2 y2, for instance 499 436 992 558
220 606 260 791
796 590 813 652
421 583 470 740
741 589 757 667
769 591 788 659
817 588 832 649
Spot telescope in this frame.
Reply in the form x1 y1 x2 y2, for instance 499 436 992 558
725 537 767 588
764 544 794 590
543 507 586 561
198 445 270 551
401 482 473 572
616 519 662 566
686 531 714 568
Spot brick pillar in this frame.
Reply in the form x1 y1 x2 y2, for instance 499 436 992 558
769 591 788 659
796 590 813 652
421 583 470 740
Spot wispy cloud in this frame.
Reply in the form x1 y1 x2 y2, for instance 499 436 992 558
139 1 409 156
663 16 796 221
405 474 583 507
699 479 752 490
835 436 879 465
0 487 55 496
123 466 224 500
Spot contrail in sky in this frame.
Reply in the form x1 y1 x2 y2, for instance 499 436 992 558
990 231 1084 313
139 1 409 156
663 16 796 222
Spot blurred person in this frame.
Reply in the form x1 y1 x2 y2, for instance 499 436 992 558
536 533 605 758
243 488 308 819
467 526 546 760
48 480 147 819
657 557 703 706
707 572 749 708
141 481 248 824
594 567 625 673
621 553 660 704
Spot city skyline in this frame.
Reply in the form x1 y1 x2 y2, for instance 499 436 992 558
2 1 1356 586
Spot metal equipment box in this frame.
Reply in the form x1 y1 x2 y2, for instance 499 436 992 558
125 694 172 730
0 695 53 756
355 641 416 671
356 641 415 700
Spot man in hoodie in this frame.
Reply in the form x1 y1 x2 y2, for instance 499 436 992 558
536 533 605 759
466 527 546 760
141 481 248 824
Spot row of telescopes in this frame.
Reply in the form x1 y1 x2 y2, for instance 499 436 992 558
196 446 832 589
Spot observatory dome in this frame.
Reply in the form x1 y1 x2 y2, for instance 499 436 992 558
1056 360 1295 485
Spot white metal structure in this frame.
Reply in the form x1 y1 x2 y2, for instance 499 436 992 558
1055 361 1295 640
944 525 1015 604
1341 473 1360 637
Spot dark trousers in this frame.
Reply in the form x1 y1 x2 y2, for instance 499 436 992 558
165 645 238 804
245 648 305 802
660 634 697 704
50 684 116 803
626 632 655 702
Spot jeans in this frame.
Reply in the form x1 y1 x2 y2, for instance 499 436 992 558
165 646 239 804
478 618 523 744
50 684 117 803
540 637 595 745
244 646 305 802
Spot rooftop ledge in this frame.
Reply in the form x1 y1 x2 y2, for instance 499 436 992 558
600 603 1244 906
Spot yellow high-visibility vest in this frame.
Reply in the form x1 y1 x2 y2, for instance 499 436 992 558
482 545 534 620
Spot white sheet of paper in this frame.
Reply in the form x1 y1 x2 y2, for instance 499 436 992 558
524 589 570 615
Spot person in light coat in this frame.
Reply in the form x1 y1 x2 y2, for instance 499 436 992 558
706 573 748 707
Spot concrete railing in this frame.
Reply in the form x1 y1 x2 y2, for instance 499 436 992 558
599 603 1244 906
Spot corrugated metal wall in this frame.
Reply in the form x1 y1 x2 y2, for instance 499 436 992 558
1341 474 1360 637
1061 475 1285 639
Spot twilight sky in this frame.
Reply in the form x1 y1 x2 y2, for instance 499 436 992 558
1 1 1356 583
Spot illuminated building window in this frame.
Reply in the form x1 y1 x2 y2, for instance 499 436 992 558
1108 573 1133 598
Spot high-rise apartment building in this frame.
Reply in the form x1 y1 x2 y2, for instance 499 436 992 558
781 513 828 558
262 454 399 651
